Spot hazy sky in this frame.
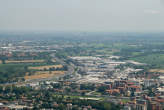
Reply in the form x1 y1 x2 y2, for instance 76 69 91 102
0 0 164 32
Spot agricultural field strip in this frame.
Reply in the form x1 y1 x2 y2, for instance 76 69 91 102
28 65 63 70
149 69 164 73
24 71 65 80
5 60 45 63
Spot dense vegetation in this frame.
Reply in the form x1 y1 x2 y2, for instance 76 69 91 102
0 64 26 83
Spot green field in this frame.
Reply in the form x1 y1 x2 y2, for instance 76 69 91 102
130 54 164 69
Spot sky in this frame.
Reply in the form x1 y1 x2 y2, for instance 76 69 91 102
0 0 164 32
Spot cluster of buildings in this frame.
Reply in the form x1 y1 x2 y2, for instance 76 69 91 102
68 56 164 110
70 56 143 83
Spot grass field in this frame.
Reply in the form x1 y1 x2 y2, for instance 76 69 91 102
28 65 63 70
130 54 164 69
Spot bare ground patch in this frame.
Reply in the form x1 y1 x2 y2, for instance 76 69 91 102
149 69 164 73
6 60 45 63
24 71 65 80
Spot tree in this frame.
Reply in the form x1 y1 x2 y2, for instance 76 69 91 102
104 103 111 110
0 55 7 64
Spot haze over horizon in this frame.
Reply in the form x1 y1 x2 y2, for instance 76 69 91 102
0 0 164 32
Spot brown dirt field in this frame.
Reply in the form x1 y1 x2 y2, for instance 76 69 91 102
149 69 164 73
28 65 63 70
35 71 65 75
24 71 65 80
6 60 45 63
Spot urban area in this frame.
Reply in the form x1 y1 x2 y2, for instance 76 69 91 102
0 32 164 110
